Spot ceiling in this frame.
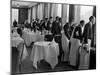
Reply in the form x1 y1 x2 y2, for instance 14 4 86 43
12 0 38 8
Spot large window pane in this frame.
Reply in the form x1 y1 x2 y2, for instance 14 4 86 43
12 9 19 26
80 6 93 23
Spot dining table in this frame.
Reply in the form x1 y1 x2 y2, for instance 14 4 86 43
30 41 59 69
22 30 44 46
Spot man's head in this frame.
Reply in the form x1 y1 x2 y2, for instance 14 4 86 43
45 18 48 22
49 17 53 22
80 20 85 27
89 16 96 24
59 17 62 22
55 16 59 21
17 28 22 37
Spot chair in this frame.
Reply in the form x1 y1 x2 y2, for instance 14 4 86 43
44 34 53 42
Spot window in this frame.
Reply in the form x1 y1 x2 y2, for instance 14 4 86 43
80 6 93 23
12 9 19 26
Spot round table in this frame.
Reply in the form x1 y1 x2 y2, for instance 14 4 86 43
30 41 59 69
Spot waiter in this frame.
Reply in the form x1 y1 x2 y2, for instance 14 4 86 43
83 16 96 49
73 20 85 43
52 16 62 36
82 16 96 69
69 20 85 67
63 23 70 40
47 17 53 32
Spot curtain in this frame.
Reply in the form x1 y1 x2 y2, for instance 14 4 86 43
57 4 62 17
62 4 69 25
50 4 58 20
37 4 44 20
28 8 31 23
32 6 36 19
74 5 81 23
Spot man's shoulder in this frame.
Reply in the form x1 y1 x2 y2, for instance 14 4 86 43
85 22 91 26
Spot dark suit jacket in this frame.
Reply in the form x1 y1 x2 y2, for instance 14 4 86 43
42 22 48 30
63 23 70 40
47 21 52 31
69 25 74 37
83 22 94 44
92 24 96 47
52 21 62 36
13 20 17 27
73 25 83 42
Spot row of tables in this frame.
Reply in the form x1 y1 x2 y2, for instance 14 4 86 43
11 27 59 69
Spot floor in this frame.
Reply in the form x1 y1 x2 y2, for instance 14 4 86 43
11 44 96 75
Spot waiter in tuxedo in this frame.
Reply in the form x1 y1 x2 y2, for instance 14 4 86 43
42 18 48 30
73 20 85 43
83 16 96 69
69 20 85 67
63 23 71 40
52 16 62 36
69 19 75 37
83 16 96 48
47 17 53 32
31 19 37 32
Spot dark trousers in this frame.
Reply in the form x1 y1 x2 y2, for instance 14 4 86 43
89 49 96 69
11 47 19 74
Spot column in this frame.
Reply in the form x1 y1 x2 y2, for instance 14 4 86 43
74 5 81 23
44 3 48 18
69 4 75 23
93 6 96 17
62 4 69 25
35 5 38 19
49 3 52 17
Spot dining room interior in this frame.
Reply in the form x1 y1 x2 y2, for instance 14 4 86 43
11 0 96 74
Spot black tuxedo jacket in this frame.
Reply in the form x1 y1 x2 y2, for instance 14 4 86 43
73 25 83 42
63 23 70 40
47 21 52 31
83 22 94 44
52 21 62 35
42 22 48 30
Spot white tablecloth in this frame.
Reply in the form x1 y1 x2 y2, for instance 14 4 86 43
61 33 69 61
11 36 24 48
78 40 91 70
78 46 90 69
30 41 59 69
22 30 44 46
69 38 81 66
